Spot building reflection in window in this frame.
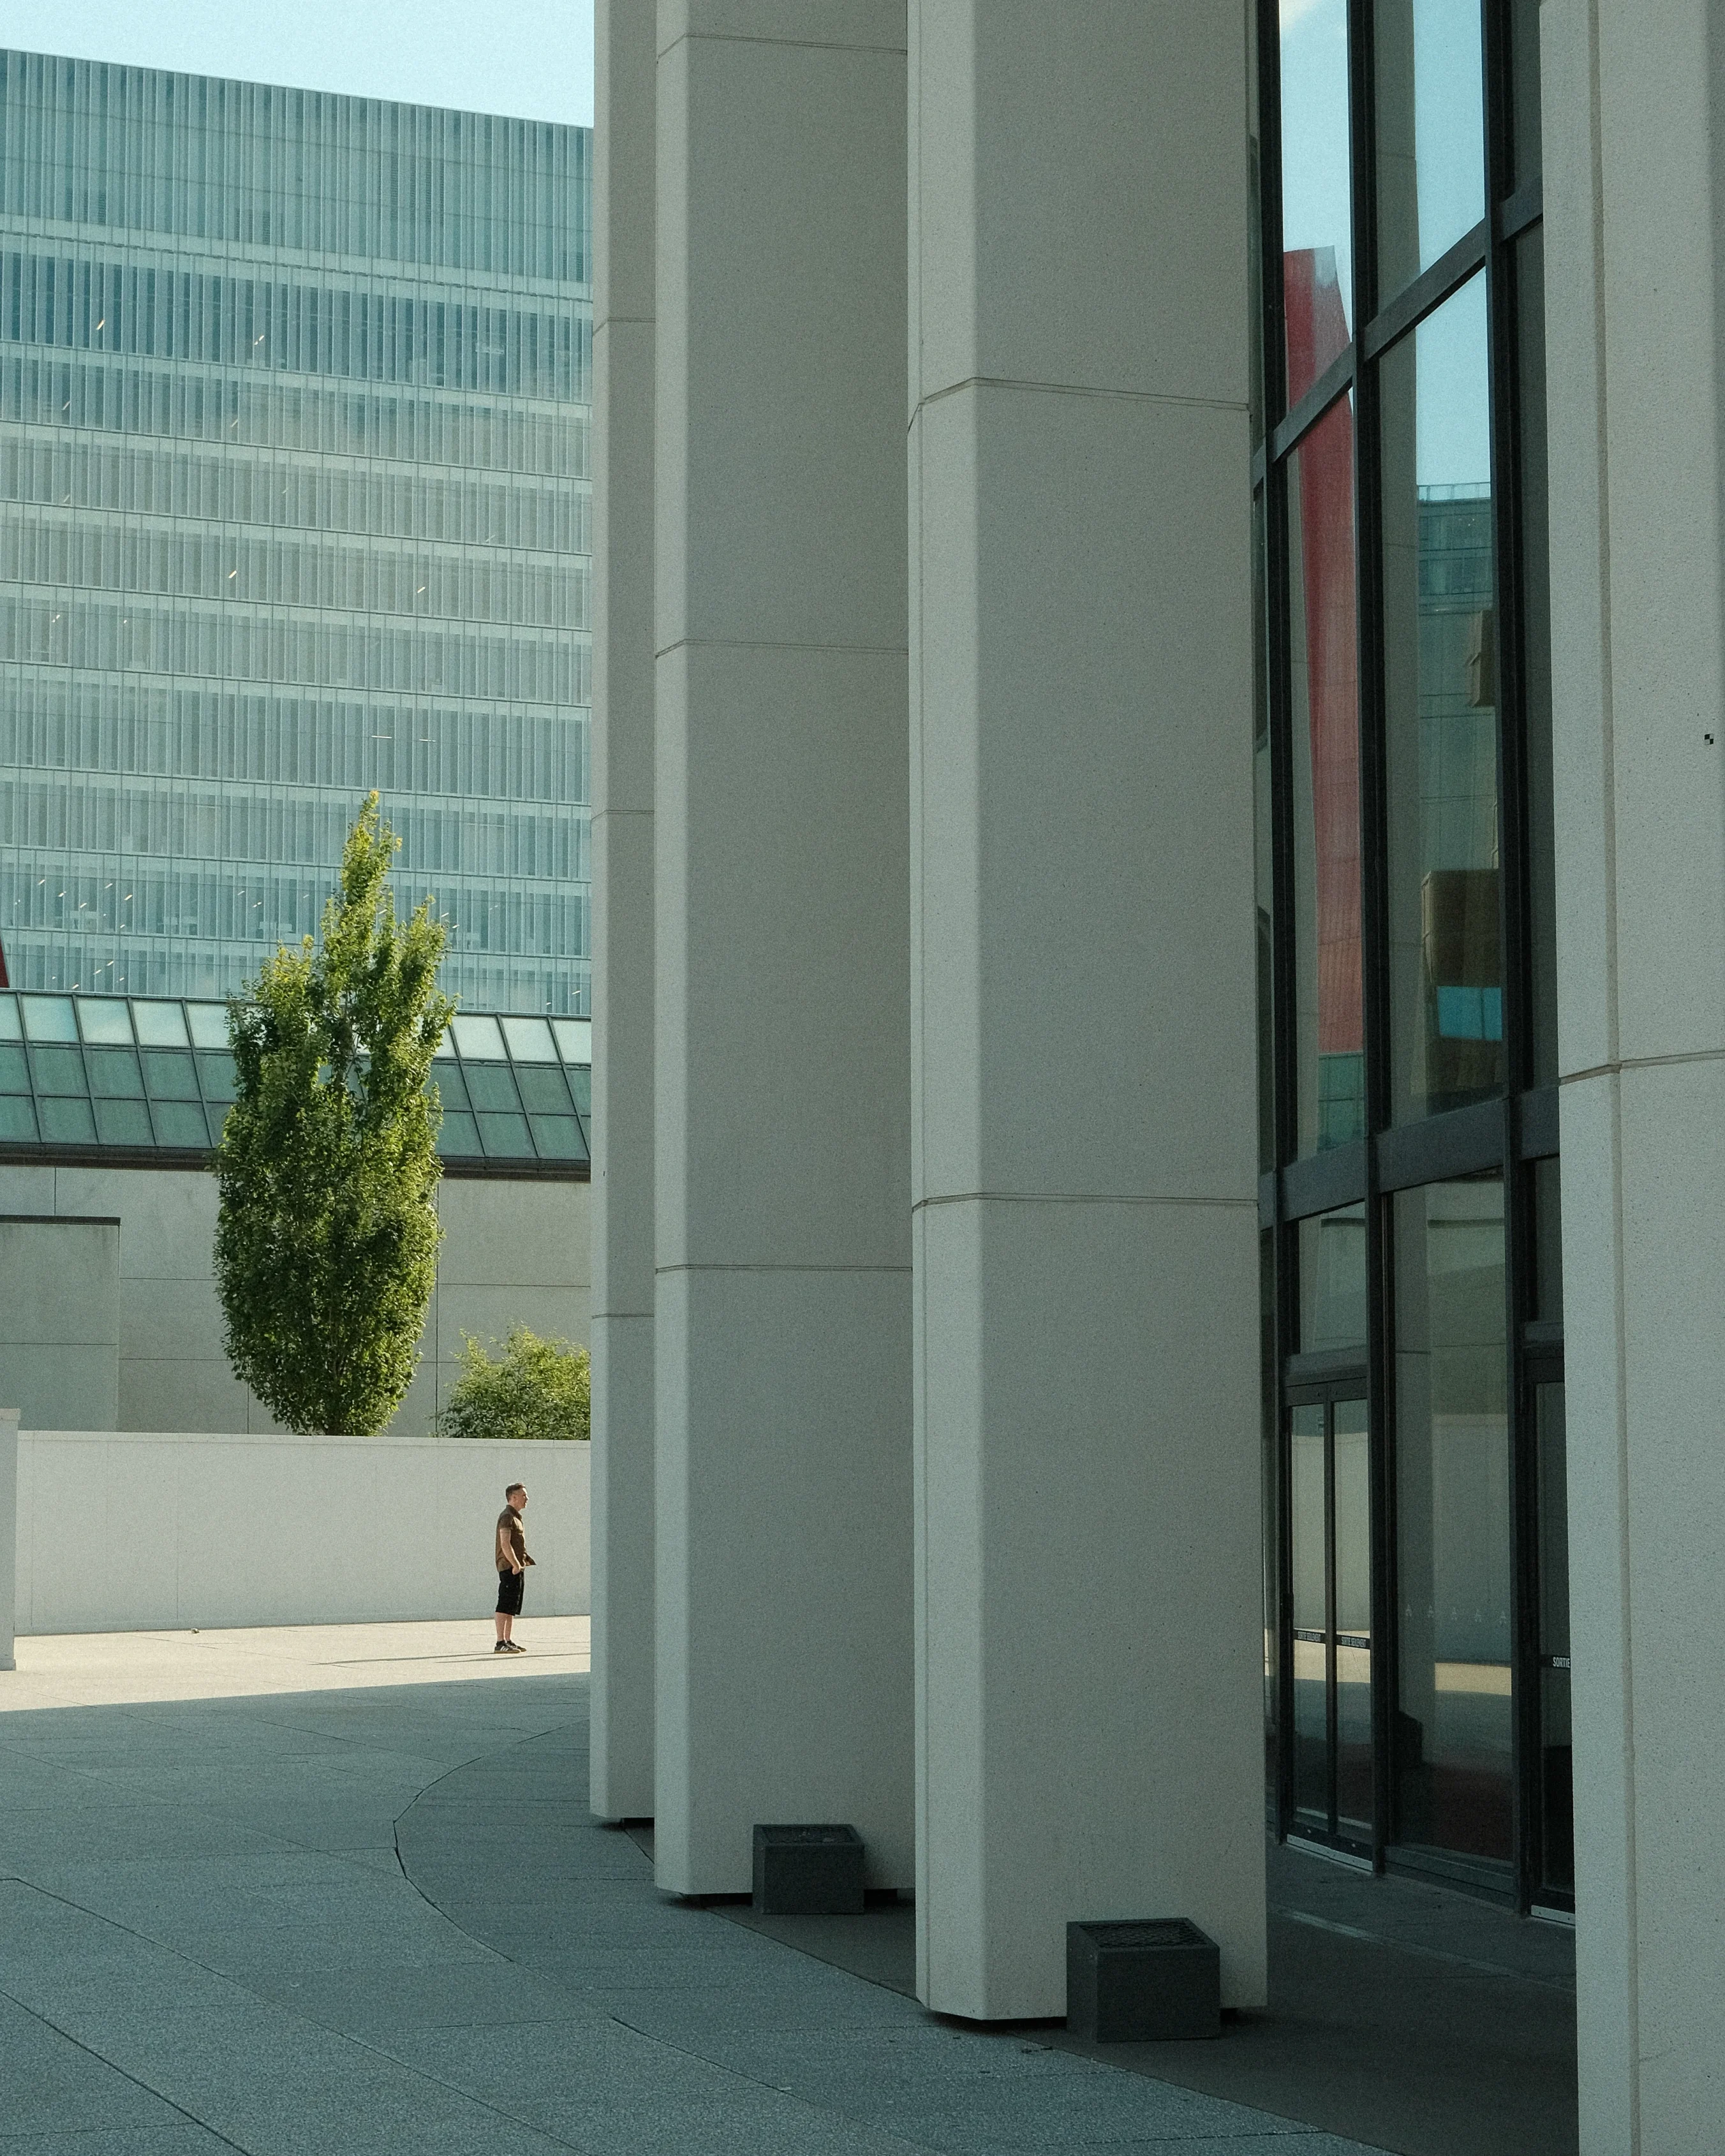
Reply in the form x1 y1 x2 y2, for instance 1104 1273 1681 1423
1381 274 1502 1123
1393 1174 1512 1864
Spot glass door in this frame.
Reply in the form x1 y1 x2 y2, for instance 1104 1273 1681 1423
1288 1392 1373 1853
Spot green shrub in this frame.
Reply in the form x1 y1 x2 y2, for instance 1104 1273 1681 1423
439 1327 591 1442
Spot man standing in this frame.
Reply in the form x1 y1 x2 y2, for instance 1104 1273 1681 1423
494 1482 534 1653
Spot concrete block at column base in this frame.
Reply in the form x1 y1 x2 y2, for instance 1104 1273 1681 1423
753 1824 865 1915
1066 1919 1221 2042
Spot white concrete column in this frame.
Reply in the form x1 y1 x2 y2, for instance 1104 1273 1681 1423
910 1 1264 2018
1543 5 1725 2148
652 0 912 1892
0 1409 15 1669
589 0 658 1820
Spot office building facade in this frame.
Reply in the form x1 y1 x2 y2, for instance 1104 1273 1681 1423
591 4 1724 2151
0 50 593 1015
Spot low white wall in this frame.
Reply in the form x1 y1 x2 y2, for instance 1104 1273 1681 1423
15 1431 589 1635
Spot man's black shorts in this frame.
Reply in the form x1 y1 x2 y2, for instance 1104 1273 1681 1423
496 1568 525 1617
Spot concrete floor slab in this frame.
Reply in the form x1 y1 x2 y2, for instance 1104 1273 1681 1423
0 1623 1393 2156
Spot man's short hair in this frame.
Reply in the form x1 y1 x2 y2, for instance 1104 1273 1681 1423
506 1482 526 1500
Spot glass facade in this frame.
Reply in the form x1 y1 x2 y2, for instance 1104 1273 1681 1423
0 50 591 1012
0 987 590 1170
1256 1 1567 1909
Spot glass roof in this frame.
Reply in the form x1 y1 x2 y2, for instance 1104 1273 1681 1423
0 994 591 1171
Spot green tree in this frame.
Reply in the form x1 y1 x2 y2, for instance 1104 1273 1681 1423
438 1328 591 1443
214 794 454 1434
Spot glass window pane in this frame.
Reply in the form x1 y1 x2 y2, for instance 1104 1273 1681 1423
87 1048 145 1099
0 1096 38 1141
501 1015 558 1061
1532 1156 1562 1321
0 998 20 1042
1373 0 1486 301
477 1111 533 1156
1536 1379 1571 1895
1509 0 1542 188
438 1110 482 1155
432 1028 459 1060
0 1044 30 1094
1287 394 1364 1154
1280 0 1354 405
1299 1201 1368 1349
78 999 134 1045
151 1100 211 1148
30 1045 87 1095
1254 489 1276 1173
1381 274 1501 1123
529 1114 588 1161
463 1065 521 1113
1290 1403 1329 1820
1393 1176 1512 1864
40 1096 96 1144
553 1017 592 1064
21 996 78 1043
186 1003 231 1049
94 1098 154 1146
195 1052 239 1104
432 1067 471 1113
453 1014 506 1059
142 1051 200 1100
515 1066 572 1114
133 1001 190 1047
1516 228 1557 1082
1334 1398 1373 1835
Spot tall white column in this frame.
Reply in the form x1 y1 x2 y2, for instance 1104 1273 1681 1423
589 0 658 1820
1543 5 1725 2148
652 0 913 1893
910 1 1264 2017
0 1409 15 1671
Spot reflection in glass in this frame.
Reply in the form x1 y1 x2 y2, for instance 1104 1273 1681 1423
1537 1382 1573 1893
1393 1176 1512 1864
1299 1202 1367 1350
1374 0 1486 300
1291 1405 1328 1819
1381 276 1502 1122
1334 1399 1373 1835
1255 490 1276 1172
1288 396 1363 1153
1509 0 1543 188
1532 1156 1563 1321
1280 0 1353 404
1518 228 1558 1081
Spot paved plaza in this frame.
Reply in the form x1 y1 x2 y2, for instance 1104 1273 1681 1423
0 1621 1387 2155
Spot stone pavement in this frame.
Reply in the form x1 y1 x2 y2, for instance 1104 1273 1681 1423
0 1621 1385 2155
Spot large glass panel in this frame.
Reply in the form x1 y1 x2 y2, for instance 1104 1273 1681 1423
1280 0 1354 405
1381 276 1502 1123
1334 1398 1373 1837
501 1016 558 1062
20 996 78 1043
454 1014 507 1060
77 1000 134 1045
1536 1381 1573 1894
553 1018 593 1065
1299 1201 1368 1350
134 1002 189 1048
1291 1403 1329 1820
1287 395 1364 1153
187 1004 230 1049
1532 1156 1562 1321
1509 0 1543 188
1255 489 1276 1172
1374 0 1486 301
1517 228 1557 1082
1393 1176 1513 1865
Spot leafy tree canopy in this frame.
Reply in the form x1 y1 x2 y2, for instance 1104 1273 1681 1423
214 793 454 1435
438 1327 591 1443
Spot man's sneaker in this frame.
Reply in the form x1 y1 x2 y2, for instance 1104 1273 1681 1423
494 1640 510 1653
506 1641 527 1653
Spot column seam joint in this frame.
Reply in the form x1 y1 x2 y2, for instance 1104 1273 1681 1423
912 1190 1256 1213
655 635 908 660
910 374 1249 427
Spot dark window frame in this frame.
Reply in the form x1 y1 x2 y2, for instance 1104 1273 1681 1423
1254 0 1567 1914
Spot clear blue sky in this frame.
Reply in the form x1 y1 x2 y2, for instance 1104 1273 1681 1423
2 1 594 126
